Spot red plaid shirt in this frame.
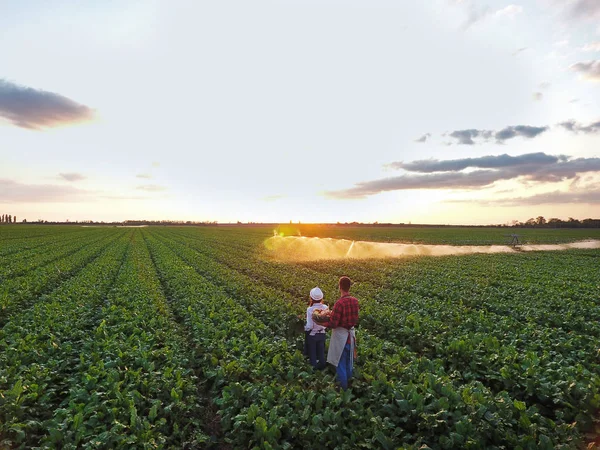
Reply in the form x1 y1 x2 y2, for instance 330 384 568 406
325 295 359 330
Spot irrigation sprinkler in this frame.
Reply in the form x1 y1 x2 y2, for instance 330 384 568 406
505 234 522 247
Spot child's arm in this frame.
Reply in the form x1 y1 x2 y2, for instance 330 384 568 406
305 307 314 331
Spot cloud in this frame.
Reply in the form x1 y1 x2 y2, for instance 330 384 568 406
391 153 566 173
136 173 153 179
512 47 528 56
151 162 160 168
448 129 491 145
59 172 86 182
325 153 600 199
539 82 551 90
582 42 600 52
494 5 523 18
558 119 600 134
326 170 505 199
0 179 90 203
494 125 548 141
570 60 600 81
446 125 548 145
532 92 543 101
415 133 431 143
136 184 167 192
0 79 95 130
568 0 600 20
457 2 522 30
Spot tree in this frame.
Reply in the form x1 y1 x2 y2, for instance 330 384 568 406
525 218 536 227
536 216 546 226
547 218 561 227
13 216 16 223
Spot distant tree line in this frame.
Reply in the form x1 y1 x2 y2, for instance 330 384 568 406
123 220 219 226
511 217 600 228
1 214 16 223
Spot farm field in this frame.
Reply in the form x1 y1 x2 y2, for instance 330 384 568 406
1 225 600 449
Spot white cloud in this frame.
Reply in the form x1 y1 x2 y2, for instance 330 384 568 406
582 42 600 52
494 5 523 18
570 60 600 81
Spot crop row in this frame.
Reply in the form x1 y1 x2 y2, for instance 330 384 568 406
37 230 211 448
0 230 125 328
0 228 95 258
0 232 131 447
0 228 111 281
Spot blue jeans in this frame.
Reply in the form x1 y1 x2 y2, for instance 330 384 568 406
337 343 353 389
307 333 326 369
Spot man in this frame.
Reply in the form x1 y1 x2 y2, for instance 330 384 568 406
324 276 359 390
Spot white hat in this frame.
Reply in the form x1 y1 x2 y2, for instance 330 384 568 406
310 287 324 301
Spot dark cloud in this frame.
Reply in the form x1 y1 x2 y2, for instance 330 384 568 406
59 172 86 182
446 125 547 145
0 79 95 130
326 153 600 199
136 184 167 192
570 60 600 81
448 129 491 145
0 179 90 203
494 125 548 141
326 170 505 199
415 133 431 143
393 153 566 173
442 120 596 145
558 120 600 134
529 157 600 182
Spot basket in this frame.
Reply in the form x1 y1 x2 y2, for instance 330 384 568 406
312 309 331 324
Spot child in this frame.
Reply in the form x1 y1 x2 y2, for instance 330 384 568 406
304 287 329 369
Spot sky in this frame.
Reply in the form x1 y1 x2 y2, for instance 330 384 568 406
0 0 599 225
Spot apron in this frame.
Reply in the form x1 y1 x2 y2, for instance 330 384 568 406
327 327 356 367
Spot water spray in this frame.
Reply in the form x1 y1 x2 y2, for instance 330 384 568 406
263 236 600 262
345 241 355 257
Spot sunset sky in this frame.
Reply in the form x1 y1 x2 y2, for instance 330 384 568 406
1 0 599 224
